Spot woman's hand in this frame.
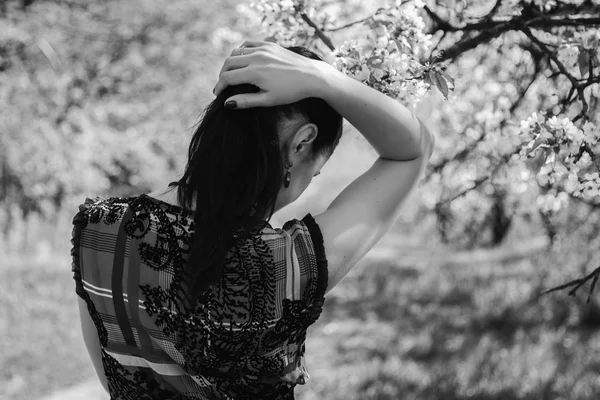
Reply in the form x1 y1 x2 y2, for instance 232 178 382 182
213 40 330 109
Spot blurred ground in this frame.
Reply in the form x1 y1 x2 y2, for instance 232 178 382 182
25 225 574 400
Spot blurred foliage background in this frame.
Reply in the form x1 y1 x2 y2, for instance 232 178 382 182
1 0 600 399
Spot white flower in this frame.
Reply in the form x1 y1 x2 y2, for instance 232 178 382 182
545 116 561 130
582 121 599 144
575 152 592 167
568 173 578 182
372 68 386 81
564 123 582 143
280 0 295 12
557 45 579 67
372 36 386 50
373 25 389 38
353 64 371 82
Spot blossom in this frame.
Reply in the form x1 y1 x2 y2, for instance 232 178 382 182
582 121 599 145
245 0 318 46
574 152 592 167
536 191 570 213
353 64 371 82
557 45 580 67
242 0 598 204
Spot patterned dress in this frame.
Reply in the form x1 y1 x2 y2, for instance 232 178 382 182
70 194 328 399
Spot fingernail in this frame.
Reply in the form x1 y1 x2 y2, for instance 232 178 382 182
225 101 237 109
213 87 215 95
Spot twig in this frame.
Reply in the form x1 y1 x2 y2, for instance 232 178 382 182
520 24 579 87
439 175 490 205
541 265 600 303
300 13 335 51
434 148 520 205
509 61 540 114
427 133 488 175
423 5 457 31
428 30 448 58
326 15 374 32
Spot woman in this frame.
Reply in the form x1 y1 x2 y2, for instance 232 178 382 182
72 40 434 399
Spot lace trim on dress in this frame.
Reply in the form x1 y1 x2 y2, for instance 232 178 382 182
71 196 103 299
301 213 329 311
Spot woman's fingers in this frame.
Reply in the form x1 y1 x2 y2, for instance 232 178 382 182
213 68 258 98
218 54 252 79
240 39 273 49
229 47 257 57
228 40 270 57
223 92 271 110
213 40 278 102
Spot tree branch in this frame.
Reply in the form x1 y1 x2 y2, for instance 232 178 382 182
452 15 600 31
519 25 579 87
439 175 490 205
431 17 522 62
423 5 457 31
300 13 335 51
424 2 600 62
326 15 374 32
427 133 488 176
542 265 600 303
434 148 521 205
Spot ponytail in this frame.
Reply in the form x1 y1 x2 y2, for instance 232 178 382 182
173 47 343 306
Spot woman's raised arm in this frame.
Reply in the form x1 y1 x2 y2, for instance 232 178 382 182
309 51 435 293
214 40 435 293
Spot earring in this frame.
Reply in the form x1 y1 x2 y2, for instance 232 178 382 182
284 162 293 188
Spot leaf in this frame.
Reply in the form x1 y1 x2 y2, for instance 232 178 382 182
364 19 381 29
433 71 449 99
428 70 437 86
423 72 432 87
364 18 393 30
544 151 556 165
440 70 455 87
348 49 361 61
578 49 590 78
366 57 386 70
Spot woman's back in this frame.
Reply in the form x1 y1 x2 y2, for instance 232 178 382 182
72 194 328 399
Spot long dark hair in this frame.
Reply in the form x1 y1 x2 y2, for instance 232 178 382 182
172 46 343 306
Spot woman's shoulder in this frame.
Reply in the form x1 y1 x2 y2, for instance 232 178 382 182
73 194 194 229
72 195 130 227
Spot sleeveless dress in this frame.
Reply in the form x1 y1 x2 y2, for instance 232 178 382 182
70 194 328 399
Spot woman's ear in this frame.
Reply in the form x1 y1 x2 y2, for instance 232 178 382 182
294 123 318 153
